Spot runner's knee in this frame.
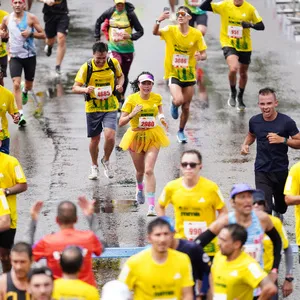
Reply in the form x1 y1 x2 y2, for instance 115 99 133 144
229 65 238 74
90 136 100 145
145 168 154 177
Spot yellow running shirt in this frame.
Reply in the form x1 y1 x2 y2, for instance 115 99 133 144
212 251 267 300
122 92 162 129
0 153 26 229
74 58 122 113
211 0 262 51
284 162 300 245
263 215 289 273
158 177 225 256
119 248 194 300
0 85 18 141
160 25 207 82
0 10 9 58
0 189 10 219
52 278 100 300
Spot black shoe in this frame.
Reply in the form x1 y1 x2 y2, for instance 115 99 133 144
44 45 52 57
227 93 236 107
55 65 61 76
236 96 246 111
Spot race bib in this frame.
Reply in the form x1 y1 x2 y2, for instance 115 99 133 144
138 116 156 129
94 86 112 100
228 25 243 38
244 244 262 261
172 54 189 68
184 221 207 241
112 28 125 41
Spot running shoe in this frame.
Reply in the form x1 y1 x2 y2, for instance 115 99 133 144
44 44 52 57
177 131 187 143
21 82 28 105
227 93 236 107
55 65 61 76
170 101 179 119
136 190 145 205
18 114 26 126
236 96 246 111
147 205 157 217
101 157 114 179
88 165 99 180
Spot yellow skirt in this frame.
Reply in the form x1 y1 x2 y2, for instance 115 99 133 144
119 126 170 153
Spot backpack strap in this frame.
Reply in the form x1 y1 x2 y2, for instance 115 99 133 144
84 59 93 101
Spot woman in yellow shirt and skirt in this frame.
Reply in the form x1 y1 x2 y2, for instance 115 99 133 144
119 72 169 216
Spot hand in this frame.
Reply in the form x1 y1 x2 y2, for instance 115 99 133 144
241 21 252 29
78 196 95 216
21 30 31 39
268 272 278 283
267 133 284 144
282 279 293 298
131 104 143 116
86 86 94 94
44 0 55 6
158 11 170 22
0 29 8 39
116 85 123 93
121 32 131 40
30 201 44 221
160 118 168 131
195 51 206 61
241 144 250 155
12 113 20 124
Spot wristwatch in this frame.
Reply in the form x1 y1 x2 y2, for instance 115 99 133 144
156 19 161 25
285 277 294 282
4 188 11 197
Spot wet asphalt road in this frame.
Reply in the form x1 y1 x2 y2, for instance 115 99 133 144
2 0 300 297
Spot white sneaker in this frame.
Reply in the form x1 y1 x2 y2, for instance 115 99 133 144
147 205 157 217
88 165 99 180
101 158 114 179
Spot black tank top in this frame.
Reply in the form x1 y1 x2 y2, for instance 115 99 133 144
43 0 69 15
5 272 30 300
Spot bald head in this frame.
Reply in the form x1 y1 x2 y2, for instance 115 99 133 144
60 246 83 275
57 201 77 225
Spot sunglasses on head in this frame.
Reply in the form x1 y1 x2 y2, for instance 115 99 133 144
176 11 190 18
181 162 201 168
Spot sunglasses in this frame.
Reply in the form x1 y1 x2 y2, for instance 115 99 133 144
181 162 201 168
176 11 190 18
254 200 265 206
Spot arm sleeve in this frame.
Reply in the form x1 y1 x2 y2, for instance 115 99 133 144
286 118 300 137
24 219 37 245
193 245 211 280
158 184 172 208
284 245 293 275
74 63 87 85
251 21 265 30
94 11 109 39
129 12 144 41
265 227 282 269
200 0 213 12
86 214 106 250
7 93 18 115
194 229 216 247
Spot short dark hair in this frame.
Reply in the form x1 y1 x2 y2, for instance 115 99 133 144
177 6 192 15
147 217 171 235
11 242 33 260
60 246 83 274
28 266 54 282
224 224 248 247
92 41 108 54
258 87 276 99
57 201 77 225
181 149 202 163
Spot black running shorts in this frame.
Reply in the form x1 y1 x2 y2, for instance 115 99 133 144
222 47 252 65
189 13 208 27
44 14 69 38
169 77 196 88
0 229 16 249
9 56 36 81
0 56 8 78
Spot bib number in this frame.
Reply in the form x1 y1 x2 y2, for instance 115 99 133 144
184 221 207 241
227 26 243 38
172 54 189 68
188 0 202 5
94 86 112 100
112 28 125 42
138 116 156 129
244 244 262 261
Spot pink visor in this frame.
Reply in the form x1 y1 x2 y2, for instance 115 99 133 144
138 74 154 83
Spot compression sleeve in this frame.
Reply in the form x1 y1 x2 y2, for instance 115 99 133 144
24 219 37 245
200 0 213 12
251 21 265 30
284 245 293 275
266 227 282 269
86 214 106 250
194 229 216 247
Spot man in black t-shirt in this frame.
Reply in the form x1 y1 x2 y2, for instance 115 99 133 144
241 87 300 216
39 0 69 75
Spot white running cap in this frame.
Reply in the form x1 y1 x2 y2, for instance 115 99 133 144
101 280 131 300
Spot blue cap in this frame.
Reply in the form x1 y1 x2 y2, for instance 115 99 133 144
230 183 255 199
160 216 175 232
252 189 266 203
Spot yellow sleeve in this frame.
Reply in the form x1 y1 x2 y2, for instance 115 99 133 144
158 184 172 208
160 25 171 41
12 158 26 183
214 186 225 210
244 260 267 289
88 286 100 300
211 1 226 15
121 96 133 114
112 58 123 77
74 63 88 85
196 33 207 52
252 7 263 24
284 165 300 196
156 94 163 107
118 260 135 291
7 92 18 115
181 254 194 288
0 190 10 217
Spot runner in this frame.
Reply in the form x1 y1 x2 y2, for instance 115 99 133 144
39 0 69 76
0 3 9 86
194 184 282 287
0 142 27 272
241 87 300 216
153 6 207 143
1 0 45 126
73 42 124 180
211 224 277 299
0 242 32 299
119 71 169 216
200 0 265 110
52 246 100 299
253 189 294 299
157 149 227 259
95 0 144 107
28 266 54 300
119 217 194 299
28 198 104 287
0 85 20 154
